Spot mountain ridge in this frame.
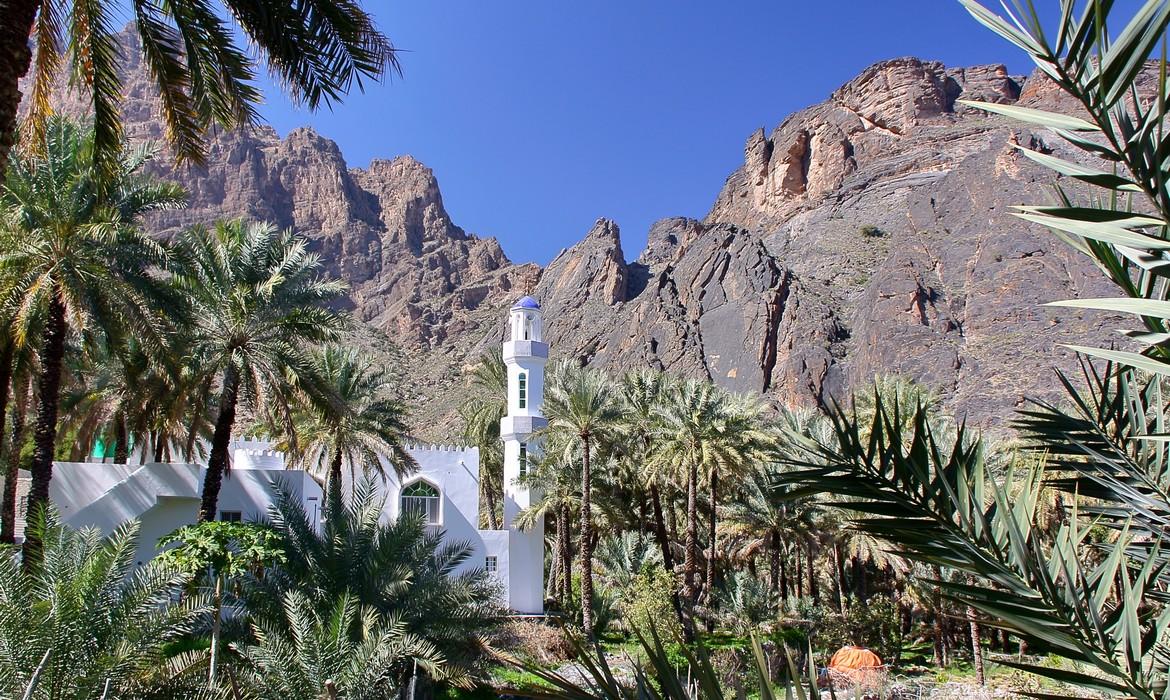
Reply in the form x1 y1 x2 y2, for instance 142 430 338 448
24 29 1118 437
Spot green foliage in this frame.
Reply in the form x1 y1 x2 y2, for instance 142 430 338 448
620 565 682 641
719 571 779 636
273 343 417 493
249 480 502 685
0 117 184 348
595 532 662 591
157 520 285 578
233 590 437 700
19 0 397 168
858 224 883 238
813 595 904 665
512 625 824 700
461 347 506 529
169 218 349 434
785 391 1170 699
0 513 209 699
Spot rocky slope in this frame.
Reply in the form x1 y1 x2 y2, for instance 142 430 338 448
27 31 1120 436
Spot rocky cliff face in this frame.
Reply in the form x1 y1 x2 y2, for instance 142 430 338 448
27 32 1119 435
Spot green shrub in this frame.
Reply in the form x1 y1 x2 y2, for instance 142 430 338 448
814 595 906 665
859 224 884 238
619 565 682 641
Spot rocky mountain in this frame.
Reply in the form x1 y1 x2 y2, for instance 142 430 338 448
26 30 1119 437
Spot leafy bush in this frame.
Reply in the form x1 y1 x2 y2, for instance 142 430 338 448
858 224 883 238
619 565 681 641
810 595 905 665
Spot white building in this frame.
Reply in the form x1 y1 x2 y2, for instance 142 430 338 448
18 298 550 613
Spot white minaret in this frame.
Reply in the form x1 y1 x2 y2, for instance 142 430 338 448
500 296 547 614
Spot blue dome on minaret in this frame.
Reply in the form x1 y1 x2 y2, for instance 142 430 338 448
513 296 540 310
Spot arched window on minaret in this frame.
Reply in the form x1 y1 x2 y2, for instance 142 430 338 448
518 371 528 409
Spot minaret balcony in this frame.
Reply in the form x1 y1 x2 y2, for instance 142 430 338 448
503 340 548 362
500 415 548 440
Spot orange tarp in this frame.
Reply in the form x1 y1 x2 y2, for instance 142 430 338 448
828 646 883 671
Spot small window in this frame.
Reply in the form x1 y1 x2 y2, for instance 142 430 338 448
518 443 528 478
523 314 532 340
518 372 527 409
485 556 498 574
219 511 242 522
401 481 440 525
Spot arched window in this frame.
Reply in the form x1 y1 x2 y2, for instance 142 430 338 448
518 372 528 409
518 443 528 478
401 481 440 524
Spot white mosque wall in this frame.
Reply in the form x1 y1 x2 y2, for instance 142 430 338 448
354 444 495 579
21 463 323 566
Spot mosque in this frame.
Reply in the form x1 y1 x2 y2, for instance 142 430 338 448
17 298 549 614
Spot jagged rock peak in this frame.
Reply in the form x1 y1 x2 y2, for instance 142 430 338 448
538 218 629 309
706 57 1026 230
641 217 706 265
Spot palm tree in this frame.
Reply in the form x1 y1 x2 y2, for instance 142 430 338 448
721 463 813 602
0 514 207 699
58 336 151 464
648 380 751 639
2 0 399 173
513 441 579 610
0 118 184 564
542 361 624 636
697 393 777 629
278 344 417 510
234 591 442 700
169 219 347 522
254 480 500 686
460 347 507 529
0 370 31 544
594 531 661 592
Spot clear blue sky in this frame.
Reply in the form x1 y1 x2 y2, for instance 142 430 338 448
247 1 1103 266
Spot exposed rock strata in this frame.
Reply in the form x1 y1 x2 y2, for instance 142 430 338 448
26 36 1121 435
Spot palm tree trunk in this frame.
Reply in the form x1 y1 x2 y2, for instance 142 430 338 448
649 483 674 570
806 539 820 604
967 603 985 685
113 413 129 464
482 462 500 530
184 417 199 464
152 430 166 463
200 367 240 523
682 460 699 643
650 483 686 628
704 468 718 633
559 502 572 607
0 341 15 472
833 540 848 612
0 0 39 173
549 511 563 604
1 380 28 544
769 532 781 595
780 545 791 601
327 446 344 512
23 294 67 568
579 433 595 636
209 573 223 686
